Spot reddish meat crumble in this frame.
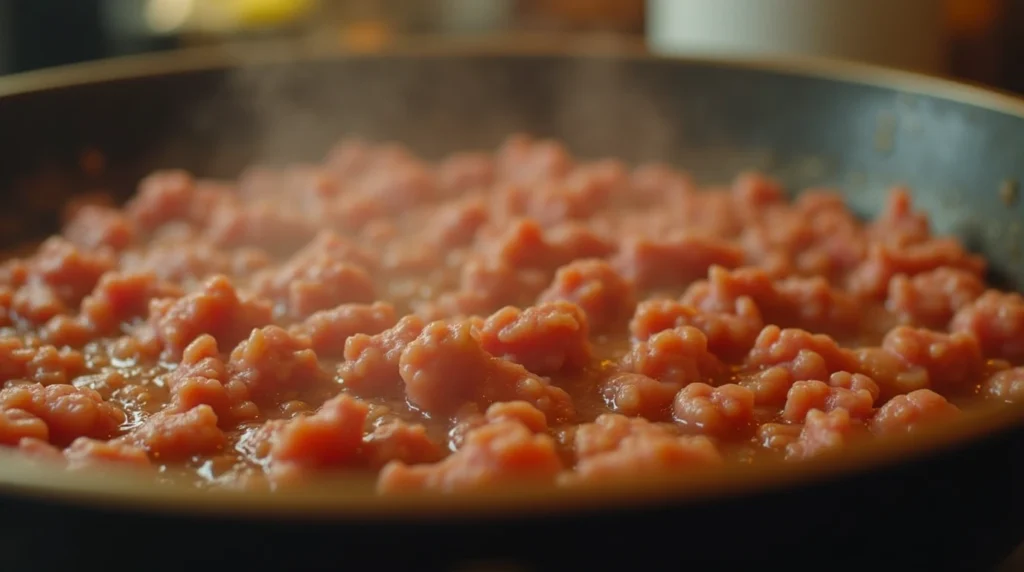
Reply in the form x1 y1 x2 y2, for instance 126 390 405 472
0 134 1017 493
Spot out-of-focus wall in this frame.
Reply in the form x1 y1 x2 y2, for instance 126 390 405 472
946 0 1005 86
0 2 10 73
4 0 106 73
647 0 945 73
0 0 1020 94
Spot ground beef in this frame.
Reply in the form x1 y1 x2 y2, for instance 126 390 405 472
378 421 563 494
399 320 574 421
0 134 1014 493
474 301 592 376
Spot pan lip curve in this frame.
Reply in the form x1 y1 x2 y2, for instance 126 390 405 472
1 32 1024 118
0 400 1020 520
1 34 1023 518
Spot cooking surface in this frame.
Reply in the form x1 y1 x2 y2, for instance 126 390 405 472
0 47 1021 568
0 130 1020 496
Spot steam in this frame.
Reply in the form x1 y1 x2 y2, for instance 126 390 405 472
160 34 720 178
155 33 831 194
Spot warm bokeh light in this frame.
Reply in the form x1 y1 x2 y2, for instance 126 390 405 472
945 0 1001 34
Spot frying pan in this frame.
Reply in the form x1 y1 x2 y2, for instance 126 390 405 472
0 38 1023 571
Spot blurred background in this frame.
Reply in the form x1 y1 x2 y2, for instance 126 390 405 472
2 0 1024 93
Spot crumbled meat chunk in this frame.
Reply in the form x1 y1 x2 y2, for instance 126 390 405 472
0 135 1011 493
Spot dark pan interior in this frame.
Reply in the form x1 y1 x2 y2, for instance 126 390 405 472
0 49 1023 570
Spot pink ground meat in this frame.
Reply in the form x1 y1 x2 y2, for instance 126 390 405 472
399 320 574 421
289 301 397 357
537 259 636 332
673 383 756 437
601 372 680 421
0 134 1015 493
786 409 865 460
377 421 564 494
983 367 1024 403
620 326 724 386
474 301 592 376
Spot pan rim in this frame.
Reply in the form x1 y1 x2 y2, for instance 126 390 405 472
1 33 1022 519
0 402 1020 519
3 32 1024 116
